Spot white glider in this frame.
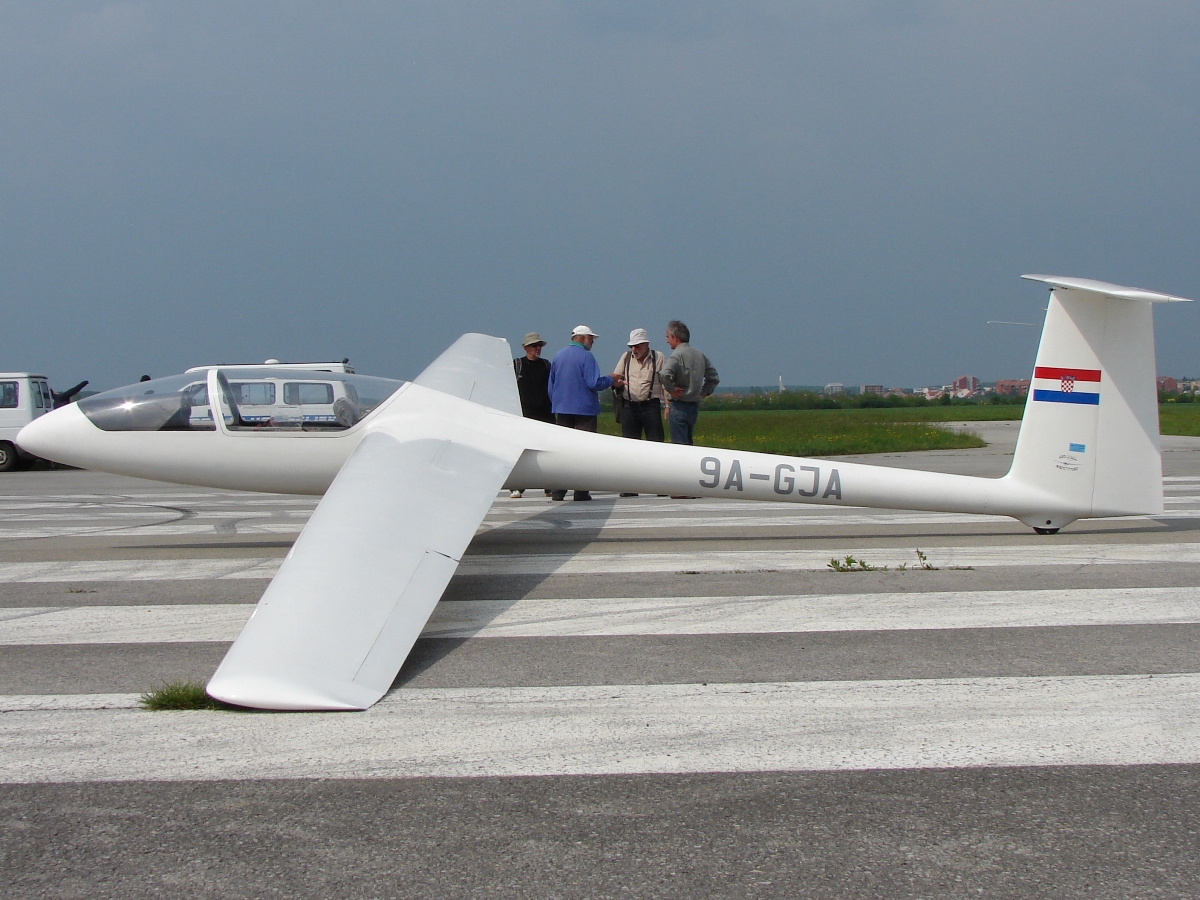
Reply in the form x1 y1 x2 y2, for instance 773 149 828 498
16 276 1189 710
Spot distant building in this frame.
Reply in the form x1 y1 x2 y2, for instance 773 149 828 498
860 384 885 395
1158 376 1180 393
922 387 946 400
994 379 1030 397
883 387 910 398
949 375 980 398
824 383 844 396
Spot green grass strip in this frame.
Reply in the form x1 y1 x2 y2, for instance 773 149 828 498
596 404 1200 455
598 409 985 456
1159 404 1200 436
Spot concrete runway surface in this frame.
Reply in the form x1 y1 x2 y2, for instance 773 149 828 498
2 421 1200 898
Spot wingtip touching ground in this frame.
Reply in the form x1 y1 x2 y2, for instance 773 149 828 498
205 674 376 711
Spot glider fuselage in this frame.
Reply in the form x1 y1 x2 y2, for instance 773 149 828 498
25 379 1073 524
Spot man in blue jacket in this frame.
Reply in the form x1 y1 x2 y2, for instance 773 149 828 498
548 325 625 501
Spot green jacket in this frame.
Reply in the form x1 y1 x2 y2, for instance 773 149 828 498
660 343 719 402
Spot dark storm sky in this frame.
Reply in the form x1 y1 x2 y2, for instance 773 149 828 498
2 1 1198 391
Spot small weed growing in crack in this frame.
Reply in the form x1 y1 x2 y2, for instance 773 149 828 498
828 555 885 572
831 549 948 573
67 588 97 594
139 680 241 711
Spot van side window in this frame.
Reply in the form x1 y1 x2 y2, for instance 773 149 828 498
185 383 209 406
32 382 45 409
0 382 17 409
284 382 334 405
233 382 276 406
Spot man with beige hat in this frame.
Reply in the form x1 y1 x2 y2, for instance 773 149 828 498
613 327 667 444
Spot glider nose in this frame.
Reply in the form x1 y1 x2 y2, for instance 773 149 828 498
17 403 95 467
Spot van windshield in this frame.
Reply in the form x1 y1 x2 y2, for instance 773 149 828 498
78 370 404 432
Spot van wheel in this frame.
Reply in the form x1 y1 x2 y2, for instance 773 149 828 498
0 442 19 472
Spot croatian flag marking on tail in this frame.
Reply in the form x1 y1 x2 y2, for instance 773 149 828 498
1032 366 1101 405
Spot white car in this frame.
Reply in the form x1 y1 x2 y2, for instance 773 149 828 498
0 373 53 471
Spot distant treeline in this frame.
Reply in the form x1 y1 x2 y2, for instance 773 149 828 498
600 388 1026 413
698 390 1025 412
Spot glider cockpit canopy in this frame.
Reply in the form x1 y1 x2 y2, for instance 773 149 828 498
77 369 405 433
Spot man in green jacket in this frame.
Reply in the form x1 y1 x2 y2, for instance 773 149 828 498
659 319 719 446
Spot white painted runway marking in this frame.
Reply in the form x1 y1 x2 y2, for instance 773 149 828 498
0 524 306 539
0 694 141 711
0 559 282 583
8 542 1200 583
5 586 1200 644
425 587 1200 637
0 605 252 644
2 674 1197 782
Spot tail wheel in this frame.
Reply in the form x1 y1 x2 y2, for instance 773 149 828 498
1033 526 1060 535
0 441 19 473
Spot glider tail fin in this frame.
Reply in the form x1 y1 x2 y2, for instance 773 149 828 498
1006 276 1190 530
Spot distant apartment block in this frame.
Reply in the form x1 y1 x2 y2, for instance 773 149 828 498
859 384 885 395
950 375 980 398
1158 376 1180 393
824 383 844 395
994 379 1030 396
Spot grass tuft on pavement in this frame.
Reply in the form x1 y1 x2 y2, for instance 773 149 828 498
139 680 238 711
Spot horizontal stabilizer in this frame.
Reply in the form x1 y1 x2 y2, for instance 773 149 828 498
412 333 522 416
1022 275 1193 304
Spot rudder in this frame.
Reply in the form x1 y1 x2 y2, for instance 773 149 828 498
1007 275 1189 529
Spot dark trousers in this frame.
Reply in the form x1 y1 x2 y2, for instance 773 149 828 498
554 414 597 499
555 413 598 432
620 399 664 442
668 400 700 445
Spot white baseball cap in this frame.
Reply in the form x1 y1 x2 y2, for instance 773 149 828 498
627 328 650 346
571 325 599 338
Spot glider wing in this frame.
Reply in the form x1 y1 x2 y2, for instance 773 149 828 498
206 427 520 710
412 332 522 416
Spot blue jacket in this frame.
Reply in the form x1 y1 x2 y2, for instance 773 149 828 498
548 342 613 416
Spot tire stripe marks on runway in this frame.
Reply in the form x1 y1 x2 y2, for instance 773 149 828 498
8 543 1200 582
2 673 1197 782
5 586 1200 643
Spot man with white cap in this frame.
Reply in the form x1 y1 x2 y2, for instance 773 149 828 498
547 325 625 501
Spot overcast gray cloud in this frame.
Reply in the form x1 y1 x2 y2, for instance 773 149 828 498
1 1 1198 390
